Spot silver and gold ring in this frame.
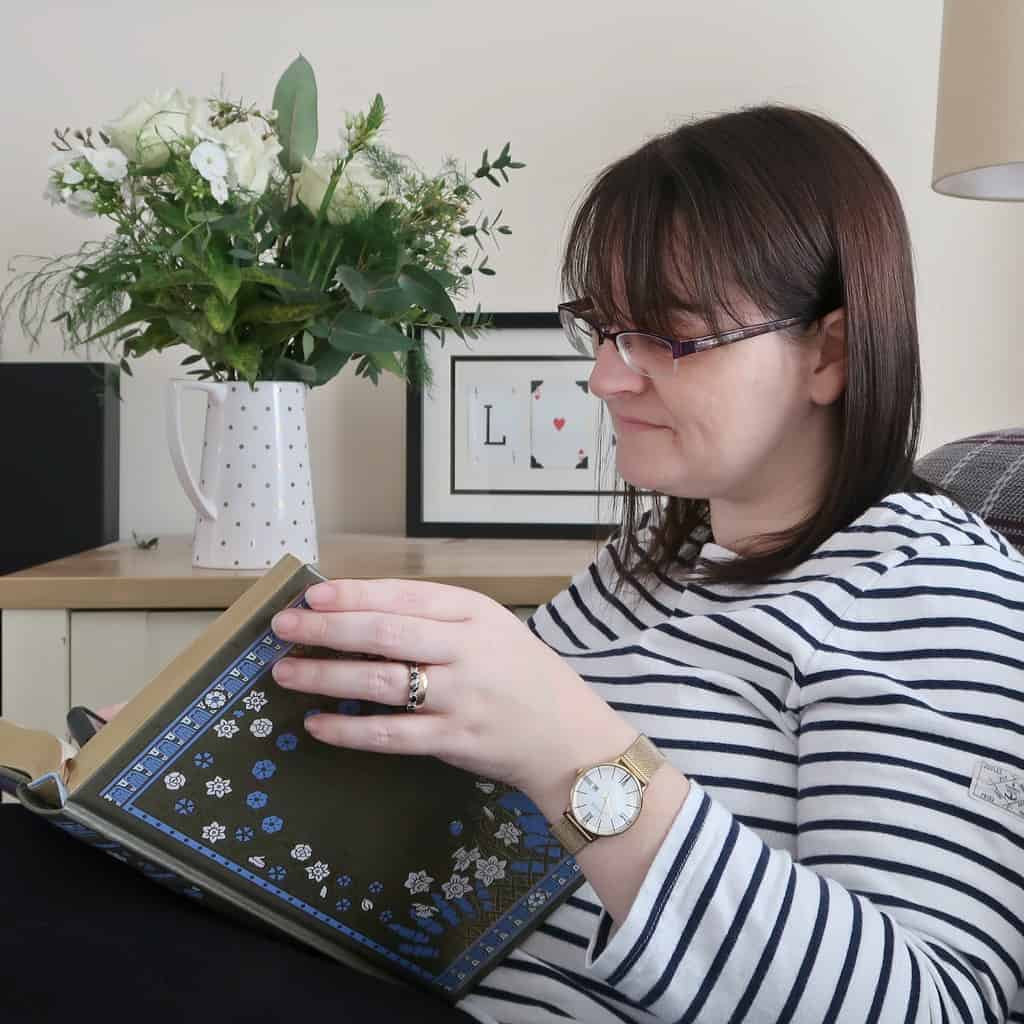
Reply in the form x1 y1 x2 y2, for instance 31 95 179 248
405 663 429 712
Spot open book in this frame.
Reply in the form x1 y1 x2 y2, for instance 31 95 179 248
0 555 582 1002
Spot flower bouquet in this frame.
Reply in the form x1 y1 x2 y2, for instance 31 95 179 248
0 55 524 394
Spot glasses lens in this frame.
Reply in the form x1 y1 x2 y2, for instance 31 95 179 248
619 333 674 377
560 310 597 357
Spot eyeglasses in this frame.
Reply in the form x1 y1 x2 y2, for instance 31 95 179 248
557 297 807 379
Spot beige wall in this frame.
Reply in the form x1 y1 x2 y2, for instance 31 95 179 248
2 0 1022 539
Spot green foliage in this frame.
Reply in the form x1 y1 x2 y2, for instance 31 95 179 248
0 57 525 392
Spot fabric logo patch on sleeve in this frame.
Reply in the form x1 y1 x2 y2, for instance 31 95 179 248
970 761 1024 819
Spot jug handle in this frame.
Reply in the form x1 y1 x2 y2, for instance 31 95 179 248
166 380 224 522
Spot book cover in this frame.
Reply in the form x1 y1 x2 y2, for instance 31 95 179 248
0 554 583 1002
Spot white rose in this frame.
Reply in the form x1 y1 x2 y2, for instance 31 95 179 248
296 152 385 225
219 120 282 197
103 88 196 170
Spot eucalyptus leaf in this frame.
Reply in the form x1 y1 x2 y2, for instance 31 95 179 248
209 263 242 303
397 264 461 329
334 265 369 310
327 311 414 353
273 54 318 174
308 345 351 384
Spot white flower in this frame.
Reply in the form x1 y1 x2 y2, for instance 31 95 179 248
494 822 521 847
404 870 434 895
47 147 83 172
66 190 98 218
306 860 330 882
526 891 548 911
202 821 226 844
43 180 64 206
291 843 312 861
411 903 438 919
190 141 228 182
475 780 496 794
213 718 239 739
451 846 480 872
83 147 128 182
442 874 473 900
243 691 268 713
205 775 231 798
210 176 228 204
61 165 84 186
250 718 273 738
103 88 196 169
163 771 186 791
185 96 220 142
296 151 385 226
204 690 227 710
219 119 281 197
474 856 507 887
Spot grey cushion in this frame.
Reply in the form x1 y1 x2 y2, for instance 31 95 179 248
915 428 1024 554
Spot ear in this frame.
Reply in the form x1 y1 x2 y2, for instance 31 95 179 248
808 307 847 407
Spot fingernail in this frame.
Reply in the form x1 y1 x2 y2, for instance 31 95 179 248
306 582 335 604
273 611 297 634
273 660 293 682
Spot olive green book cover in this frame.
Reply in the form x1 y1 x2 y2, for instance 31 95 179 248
0 555 583 1002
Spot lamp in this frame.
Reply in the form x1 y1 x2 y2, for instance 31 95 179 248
932 0 1024 200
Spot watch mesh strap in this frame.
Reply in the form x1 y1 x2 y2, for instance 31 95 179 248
549 734 666 855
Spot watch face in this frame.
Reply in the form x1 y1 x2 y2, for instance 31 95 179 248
569 763 643 837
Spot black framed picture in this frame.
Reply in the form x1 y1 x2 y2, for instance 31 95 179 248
405 312 624 539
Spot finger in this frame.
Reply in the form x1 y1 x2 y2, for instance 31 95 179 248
304 708 451 758
271 608 458 665
272 657 447 713
303 578 481 622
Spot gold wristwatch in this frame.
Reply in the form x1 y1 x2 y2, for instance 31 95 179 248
549 734 666 855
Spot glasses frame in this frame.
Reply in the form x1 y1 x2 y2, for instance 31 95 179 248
557 298 808 377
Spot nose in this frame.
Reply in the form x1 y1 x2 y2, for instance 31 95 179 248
587 337 648 402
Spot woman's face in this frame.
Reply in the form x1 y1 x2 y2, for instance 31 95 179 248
587 294 836 508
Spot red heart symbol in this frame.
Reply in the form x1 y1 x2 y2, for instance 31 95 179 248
553 418 566 431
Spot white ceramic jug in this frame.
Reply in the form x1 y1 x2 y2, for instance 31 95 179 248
167 379 319 570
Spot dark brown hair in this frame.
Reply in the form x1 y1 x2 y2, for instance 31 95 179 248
560 103 954 597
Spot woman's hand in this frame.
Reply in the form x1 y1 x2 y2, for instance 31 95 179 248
94 701 127 726
269 578 637 811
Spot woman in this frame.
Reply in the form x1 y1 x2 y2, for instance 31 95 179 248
108 104 1024 1022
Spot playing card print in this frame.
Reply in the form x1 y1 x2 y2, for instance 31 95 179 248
529 379 592 469
467 382 524 468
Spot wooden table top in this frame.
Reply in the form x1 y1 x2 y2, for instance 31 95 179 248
0 534 604 609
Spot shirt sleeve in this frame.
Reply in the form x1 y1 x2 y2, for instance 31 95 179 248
581 546 1024 1022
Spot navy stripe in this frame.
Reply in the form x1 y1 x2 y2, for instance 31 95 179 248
676 843 771 1023
927 941 1006 1023
868 906 895 1022
567 582 618 641
799 748 972 788
607 790 712 986
727 865 798 1023
798 718 1024 773
542 600 587 649
924 942 997 1024
470 984 574 1018
821 886 862 1022
497 958 644 1023
640 819 742 1007
588 561 647 631
777 874 830 1022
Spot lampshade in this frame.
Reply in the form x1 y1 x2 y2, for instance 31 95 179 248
932 0 1024 200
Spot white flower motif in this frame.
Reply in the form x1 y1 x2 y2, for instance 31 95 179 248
474 856 507 887
475 781 496 794
202 822 226 844
204 690 227 710
83 146 128 182
66 190 98 218
452 846 480 872
163 771 186 791
250 718 273 738
205 776 232 798
527 891 549 911
291 843 313 862
306 860 330 882
244 691 268 713
411 903 438 919
404 870 434 895
494 822 522 847
213 718 239 739
190 140 228 182
442 874 473 900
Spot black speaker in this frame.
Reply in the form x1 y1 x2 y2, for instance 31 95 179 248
0 362 119 575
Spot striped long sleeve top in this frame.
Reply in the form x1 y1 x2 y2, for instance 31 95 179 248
456 491 1024 1024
